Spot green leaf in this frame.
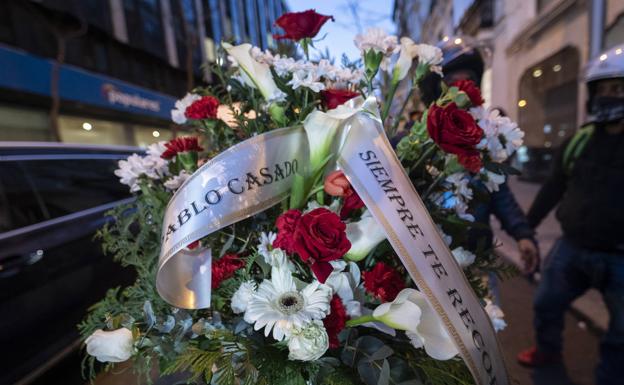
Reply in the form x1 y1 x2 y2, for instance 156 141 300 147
289 172 306 209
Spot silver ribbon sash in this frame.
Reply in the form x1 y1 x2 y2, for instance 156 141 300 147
156 102 509 385
157 126 308 309
337 111 509 385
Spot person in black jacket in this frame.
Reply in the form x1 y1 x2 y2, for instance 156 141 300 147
517 44 624 385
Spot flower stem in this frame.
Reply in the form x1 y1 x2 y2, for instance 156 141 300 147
381 80 399 123
345 315 377 327
411 143 437 172
390 86 416 135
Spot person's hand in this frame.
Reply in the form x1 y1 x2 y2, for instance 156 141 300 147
518 238 539 274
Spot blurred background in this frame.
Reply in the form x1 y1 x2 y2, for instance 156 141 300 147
0 0 622 384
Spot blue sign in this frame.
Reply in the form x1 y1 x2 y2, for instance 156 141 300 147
0 44 177 121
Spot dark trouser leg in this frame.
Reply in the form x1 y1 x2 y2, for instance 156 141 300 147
533 238 590 354
596 253 624 385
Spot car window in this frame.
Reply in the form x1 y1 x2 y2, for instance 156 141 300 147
17 158 130 221
0 162 47 233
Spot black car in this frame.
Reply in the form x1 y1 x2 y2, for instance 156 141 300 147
0 142 142 385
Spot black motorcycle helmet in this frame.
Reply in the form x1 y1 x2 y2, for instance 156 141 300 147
419 36 485 106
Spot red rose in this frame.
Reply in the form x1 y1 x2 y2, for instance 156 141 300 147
323 295 347 349
324 170 353 197
161 137 204 159
185 95 219 120
340 192 365 220
273 9 334 41
291 208 351 283
320 89 359 110
362 262 405 302
458 153 483 173
451 79 484 106
427 102 483 159
212 253 245 289
272 209 303 254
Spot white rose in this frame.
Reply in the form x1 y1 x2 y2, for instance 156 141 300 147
231 280 256 314
287 320 329 361
85 328 134 363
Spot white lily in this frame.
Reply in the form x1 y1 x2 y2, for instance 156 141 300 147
222 42 285 102
303 101 361 172
344 210 386 261
372 289 458 360
391 37 418 83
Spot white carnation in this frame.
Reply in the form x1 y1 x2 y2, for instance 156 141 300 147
287 320 329 361
114 152 169 192
415 44 443 75
231 280 257 314
354 28 399 56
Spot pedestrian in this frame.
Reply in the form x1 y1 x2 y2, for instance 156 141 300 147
418 37 540 280
517 44 624 385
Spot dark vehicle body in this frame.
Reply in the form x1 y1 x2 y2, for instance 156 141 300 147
0 143 141 385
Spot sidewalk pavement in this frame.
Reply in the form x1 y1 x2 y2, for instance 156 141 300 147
492 176 609 333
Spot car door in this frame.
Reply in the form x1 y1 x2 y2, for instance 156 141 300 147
0 154 136 385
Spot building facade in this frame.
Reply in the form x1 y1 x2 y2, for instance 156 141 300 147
0 0 287 147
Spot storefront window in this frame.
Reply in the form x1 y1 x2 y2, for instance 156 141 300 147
518 46 579 149
133 125 173 147
58 115 132 145
0 104 51 141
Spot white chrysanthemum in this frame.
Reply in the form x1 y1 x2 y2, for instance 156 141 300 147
164 170 190 191
354 27 399 56
415 44 443 75
288 69 325 92
231 280 257 314
445 173 473 202
114 152 169 192
452 247 476 268
244 267 332 341
171 93 201 124
325 260 362 318
257 231 276 259
485 299 507 332
287 320 329 361
482 170 506 193
146 141 167 158
472 107 524 162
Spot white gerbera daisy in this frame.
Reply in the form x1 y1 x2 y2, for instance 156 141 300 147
244 267 332 341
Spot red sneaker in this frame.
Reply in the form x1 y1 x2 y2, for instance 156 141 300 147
517 346 561 367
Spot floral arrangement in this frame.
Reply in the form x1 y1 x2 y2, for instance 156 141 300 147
80 9 519 385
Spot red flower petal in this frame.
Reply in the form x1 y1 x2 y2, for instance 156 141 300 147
273 9 334 41
161 136 204 159
323 295 348 348
320 89 359 110
185 95 220 120
362 262 405 302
